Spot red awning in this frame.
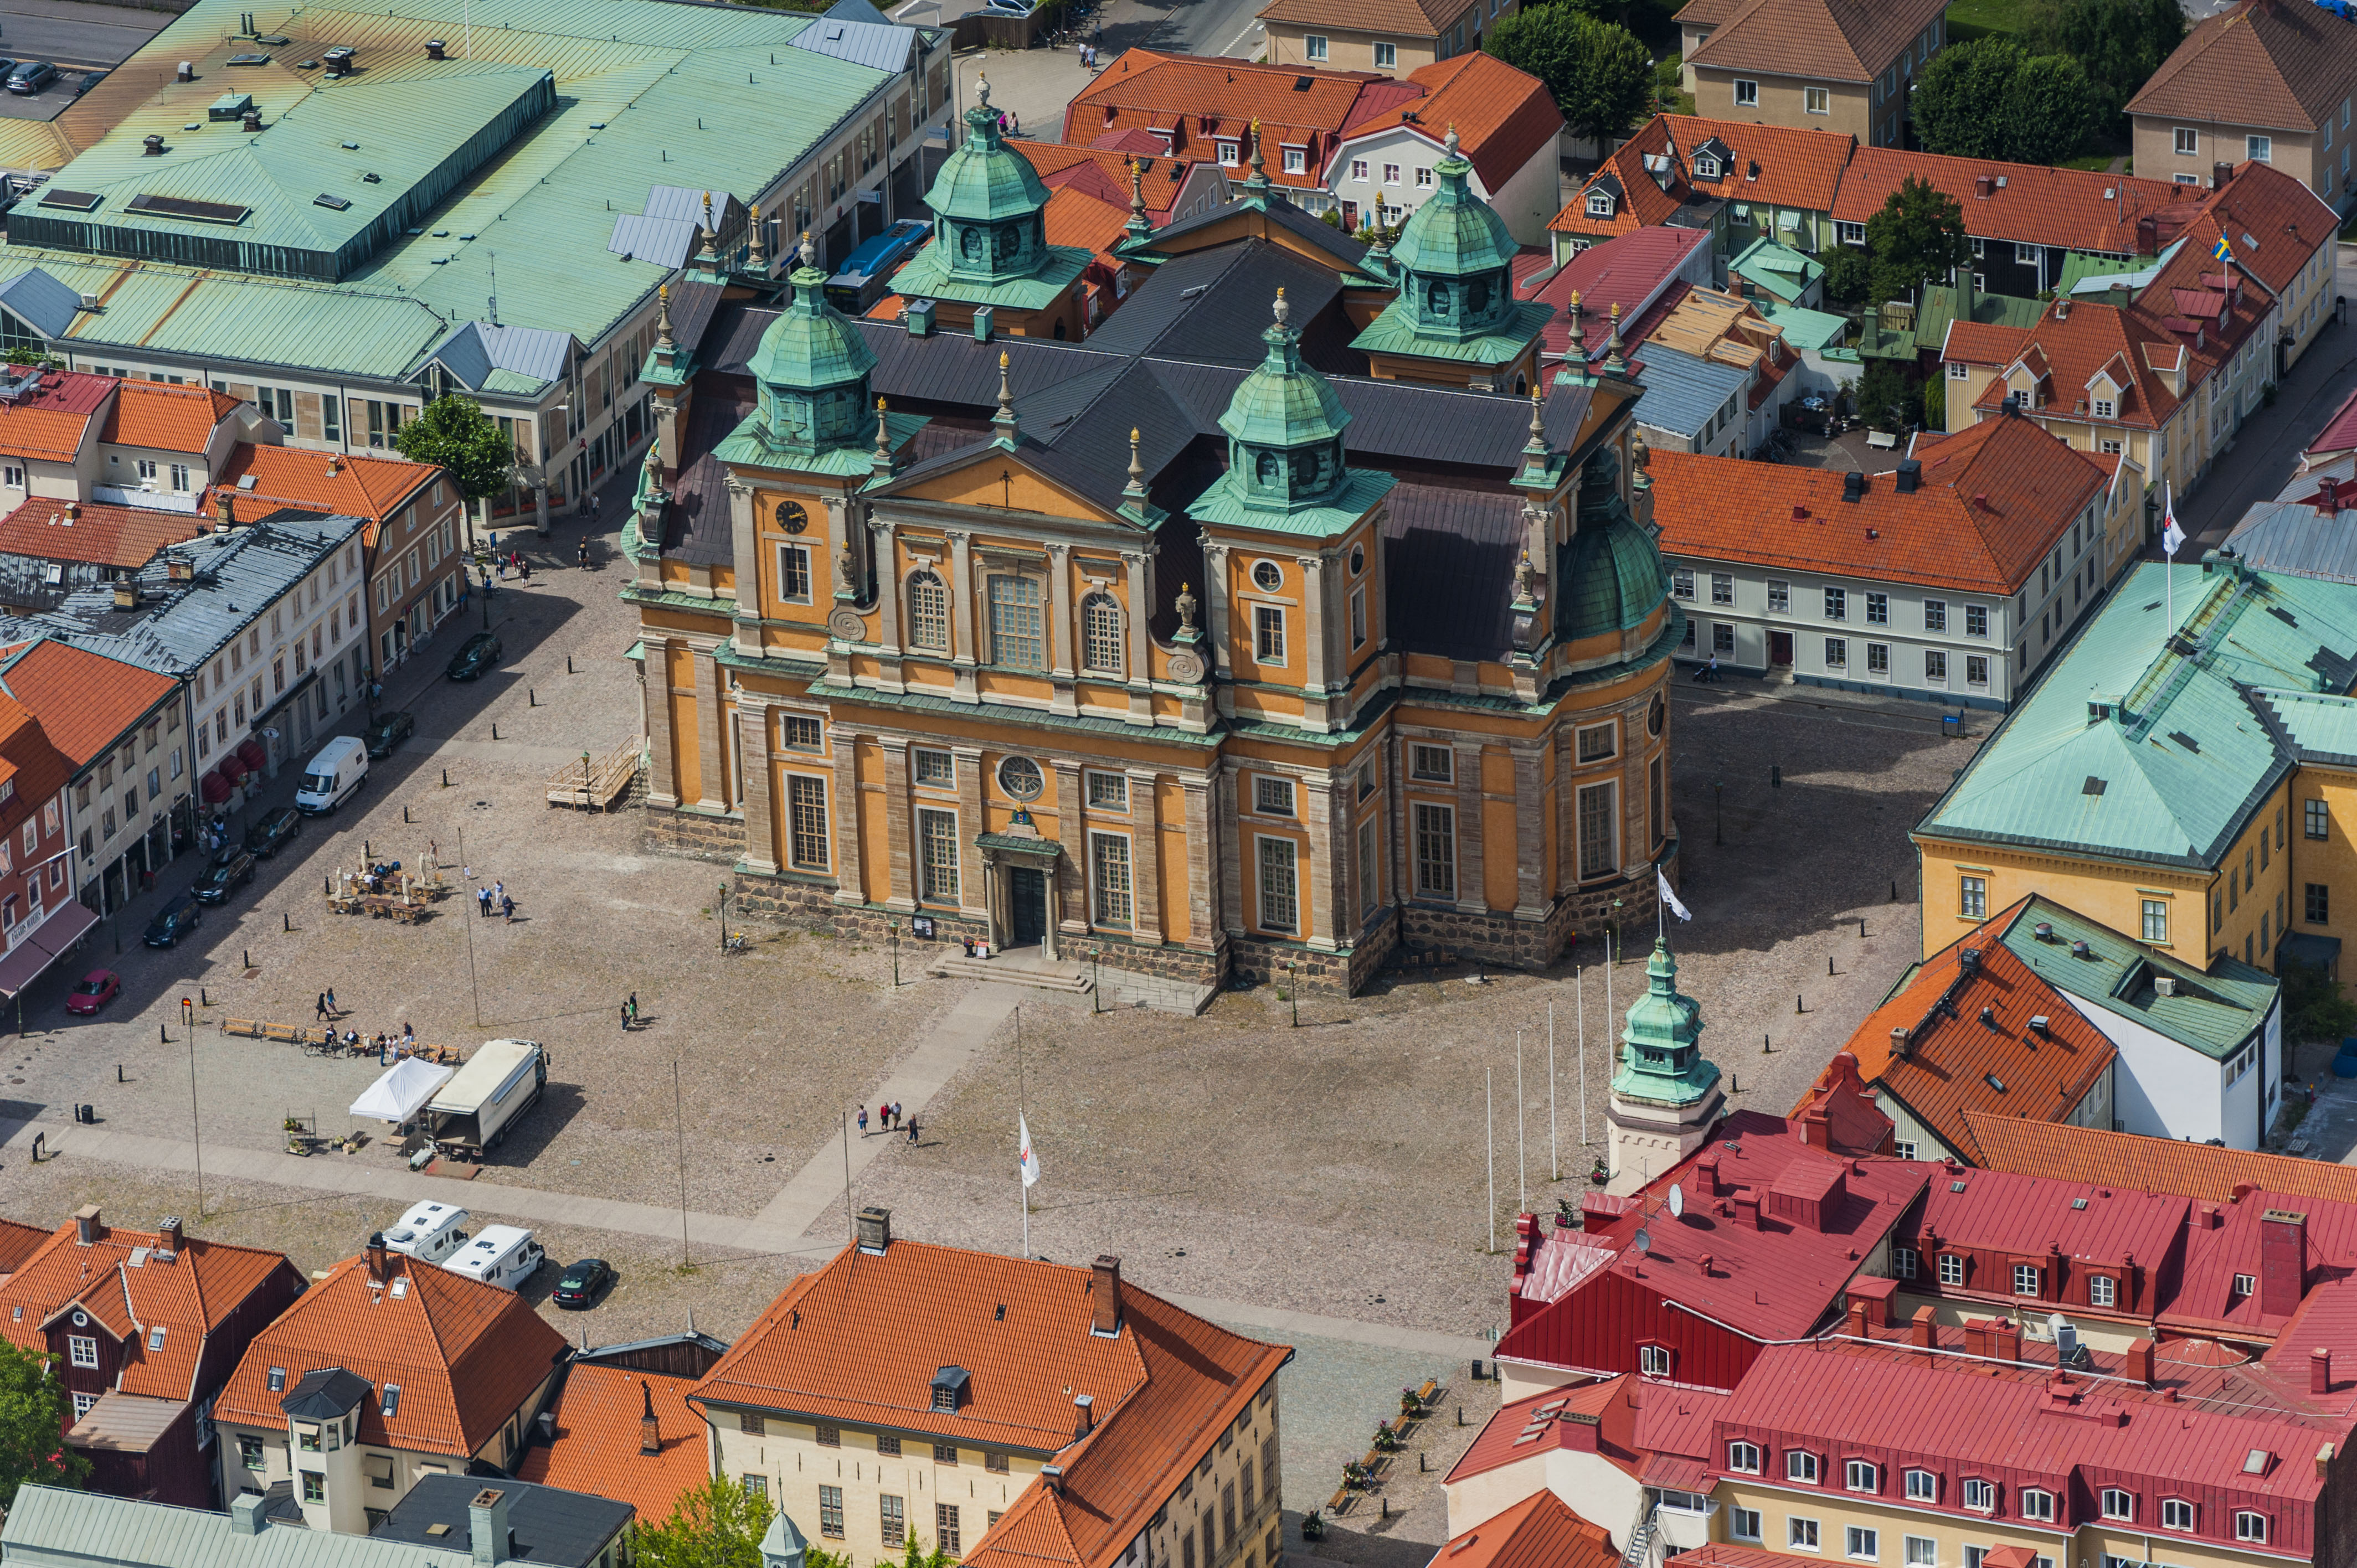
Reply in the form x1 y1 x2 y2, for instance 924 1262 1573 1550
216 756 249 785
0 899 99 997
200 772 231 804
235 738 267 770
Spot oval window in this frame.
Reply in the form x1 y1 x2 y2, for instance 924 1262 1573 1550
997 756 1045 801
1648 694 1665 736
779 501 808 534
1349 544 1365 577
1252 560 1283 592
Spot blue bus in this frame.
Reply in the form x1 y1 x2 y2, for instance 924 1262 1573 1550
825 220 932 315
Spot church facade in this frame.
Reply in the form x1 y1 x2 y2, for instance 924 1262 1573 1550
624 104 1684 995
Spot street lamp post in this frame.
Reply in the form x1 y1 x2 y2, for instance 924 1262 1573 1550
1282 960 1298 1028
889 921 900 988
717 883 728 952
1090 947 1100 1013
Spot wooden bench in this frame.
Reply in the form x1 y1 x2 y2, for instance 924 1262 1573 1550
261 1023 307 1044
222 1018 263 1038
1358 1450 1388 1479
1414 1377 1443 1407
1326 1488 1353 1518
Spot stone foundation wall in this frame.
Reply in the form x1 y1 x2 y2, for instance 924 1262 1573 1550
644 804 746 862
1390 849 1672 974
1229 909 1397 996
1085 935 1225 990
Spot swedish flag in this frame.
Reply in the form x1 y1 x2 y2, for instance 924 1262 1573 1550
2214 234 2233 261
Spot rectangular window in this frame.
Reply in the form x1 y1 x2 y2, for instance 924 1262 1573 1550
1866 592 1888 625
1926 649 1948 684
1921 599 1947 633
820 1487 845 1539
1577 722 1617 763
2310 882 2330 925
1258 838 1298 932
1965 604 1989 638
1091 834 1133 927
1906 1539 1936 1568
1350 158 1368 182
1672 568 1695 600
1867 643 1889 677
1906 1471 1936 1502
1728 1443 1761 1473
1960 876 1987 919
989 576 1044 668
1374 41 1396 66
881 1496 905 1548
1768 579 1790 613
1805 86 1829 113
2091 1274 2117 1308
1966 655 1990 688
1414 802 1455 899
2163 1500 2194 1531
776 544 812 604
919 809 960 903
1735 79 1758 106
1350 586 1367 647
937 1505 962 1556
303 1473 325 1504
1790 1519 1821 1551
1733 1510 1763 1542
1578 781 1617 880
1254 604 1286 664
1410 745 1453 782
2248 136 2272 162
781 714 824 752
1963 1480 1995 1513
1087 771 1128 812
1304 33 1327 59
1825 637 1847 668
1893 1246 1918 1277
1837 220 1866 246
2309 798 2330 839
743 1474 767 1499
914 749 955 788
2021 1491 2055 1523
787 776 829 870
1254 775 1296 817
1824 587 1847 620
68 1336 96 1368
239 1435 265 1470
1711 572 1733 605
1282 147 1306 174
1846 1461 1879 1493
1848 1528 1879 1561
2175 126 2198 155
1081 594 1123 673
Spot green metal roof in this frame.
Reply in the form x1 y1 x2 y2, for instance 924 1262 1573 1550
1187 467 1394 539
1748 297 1848 353
745 255 878 391
1560 443 1666 644
1612 938 1719 1106
1388 133 1517 280
1995 894 2274 1059
1219 301 1350 451
1350 298 1550 364
1726 236 1822 305
0 0 907 391
924 82 1049 226
1911 282 2045 348
1918 559 2357 869
881 241 1090 312
2 1486 480 1568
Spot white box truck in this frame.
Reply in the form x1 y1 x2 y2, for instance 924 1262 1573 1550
441 1224 544 1291
379 1201 469 1263
294 735 367 815
424 1039 548 1160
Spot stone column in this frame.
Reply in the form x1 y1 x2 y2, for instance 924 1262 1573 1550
1555 725 1578 899
955 745 986 918
873 519 902 653
949 530 977 701
1047 542 1074 679
644 637 678 809
1053 757 1088 936
1128 768 1162 945
694 651 725 808
1185 773 1217 952
1296 555 1327 695
828 726 864 906
1303 771 1337 953
1512 743 1547 921
739 698 778 875
1454 741 1486 915
727 479 757 649
1123 549 1153 725
1216 765 1245 938
881 737 915 912
1200 540 1232 677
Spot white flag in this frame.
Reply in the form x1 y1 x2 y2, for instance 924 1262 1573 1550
1018 1113 1040 1188
2162 483 2185 557
1658 869 1692 922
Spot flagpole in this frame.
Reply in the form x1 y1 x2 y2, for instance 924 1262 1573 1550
1577 966 1588 1147
1017 1007 1027 1261
1548 1003 1558 1183
1516 1030 1527 1218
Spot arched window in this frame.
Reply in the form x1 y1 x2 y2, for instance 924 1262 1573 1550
907 570 949 652
1080 592 1123 674
1255 451 1280 486
960 226 983 261
1467 277 1492 316
1426 280 1451 317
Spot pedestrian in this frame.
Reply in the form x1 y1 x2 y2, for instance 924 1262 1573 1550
578 537 590 569
502 895 515 922
620 1002 631 1031
402 1022 414 1046
477 886 491 917
316 993 328 1022
326 987 337 1015
628 992 639 1025
905 1116 919 1144
495 880 505 906
894 1101 903 1128
858 1106 869 1137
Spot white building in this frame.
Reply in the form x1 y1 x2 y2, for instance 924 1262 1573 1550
1319 54 1566 243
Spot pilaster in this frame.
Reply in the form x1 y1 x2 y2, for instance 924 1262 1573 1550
727 478 756 647
1129 768 1163 945
738 697 779 875
1513 743 1547 921
955 744 986 916
1454 740 1486 915
645 637 678 809
1201 540 1232 678
949 530 978 702
1217 766 1245 937
828 725 864 905
1186 774 1219 952
1123 549 1154 725
1053 757 1089 935
873 519 902 652
881 737 915 912
1303 771 1338 953
695 652 725 808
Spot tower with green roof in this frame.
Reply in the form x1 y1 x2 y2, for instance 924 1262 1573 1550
1558 440 1671 666
1351 128 1552 392
1606 938 1723 1183
886 77 1093 340
1188 290 1394 538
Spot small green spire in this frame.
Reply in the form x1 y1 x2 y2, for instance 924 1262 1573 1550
1611 938 1717 1107
741 230 878 457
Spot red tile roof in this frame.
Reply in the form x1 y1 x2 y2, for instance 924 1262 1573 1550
99 382 241 453
0 1214 301 1405
1433 1490 1619 1568
1523 228 1711 365
1684 0 1946 80
2173 160 2340 302
0 372 116 463
1064 49 1421 189
1649 415 2109 594
2128 0 2357 133
1550 115 1853 241
0 1218 48 1278
1007 140 1208 225
1966 1115 2357 1209
0 642 179 768
700 1238 1286 1568
0 693 75 839
209 445 441 547
1043 185 1134 266
1334 54 1563 195
0 497 205 571
1785 1051 1897 1158
215 1250 566 1458
514 1364 707 1524
1833 147 2196 255
1255 0 1459 36
1819 901 2117 1163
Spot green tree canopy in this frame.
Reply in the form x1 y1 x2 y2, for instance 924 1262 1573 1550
1855 359 1923 434
635 1478 778 1568
1486 9 1654 147
1865 174 1972 307
390 395 515 503
1821 246 1872 308
1912 38 2024 160
1999 53 2101 166
2035 0 2185 124
0 1342 89 1509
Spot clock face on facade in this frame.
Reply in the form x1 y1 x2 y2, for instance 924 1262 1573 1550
997 756 1044 801
1252 560 1283 592
780 501 807 534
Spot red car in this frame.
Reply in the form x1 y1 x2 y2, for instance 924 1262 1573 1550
65 970 119 1016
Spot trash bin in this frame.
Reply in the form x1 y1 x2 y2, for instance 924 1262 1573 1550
1941 714 1962 737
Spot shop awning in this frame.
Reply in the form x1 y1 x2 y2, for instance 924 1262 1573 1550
0 899 98 998
349 1057 455 1123
2280 932 2342 973
234 738 267 771
200 772 231 804
216 755 249 785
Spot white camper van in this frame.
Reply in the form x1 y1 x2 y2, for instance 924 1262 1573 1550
441 1224 544 1291
294 735 367 814
379 1201 469 1264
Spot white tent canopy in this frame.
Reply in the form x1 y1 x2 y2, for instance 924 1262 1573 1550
349 1058 455 1123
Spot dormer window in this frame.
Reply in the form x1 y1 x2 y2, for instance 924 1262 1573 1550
1695 156 1719 179
1587 192 1614 217
931 1366 971 1414
2093 397 2115 419
267 1367 286 1394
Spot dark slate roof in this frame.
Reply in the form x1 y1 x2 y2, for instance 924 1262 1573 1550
372 1474 635 1565
1080 240 1358 373
1145 192 1372 270
1384 483 1524 660
281 1366 372 1420
662 383 754 568
665 280 730 362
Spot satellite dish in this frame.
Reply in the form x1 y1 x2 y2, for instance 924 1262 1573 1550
1669 1184 1685 1219
1634 1228 1651 1255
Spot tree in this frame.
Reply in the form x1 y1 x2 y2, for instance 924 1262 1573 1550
1821 246 1872 308
1486 11 1653 147
0 1342 88 1509
1 348 63 371
1998 53 2100 166
391 394 514 506
1865 175 1971 307
635 1478 777 1568
2283 958 2357 1049
1856 358 1923 434
1922 368 1946 431
1911 38 2024 160
2036 0 2184 125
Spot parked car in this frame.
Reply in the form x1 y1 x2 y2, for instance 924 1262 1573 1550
363 709 415 759
142 895 202 948
64 970 119 1016
446 632 501 682
191 847 256 905
244 806 301 859
8 63 59 96
550 1257 611 1309
73 70 104 97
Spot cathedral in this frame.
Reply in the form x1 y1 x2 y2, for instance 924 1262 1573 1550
624 95 1684 995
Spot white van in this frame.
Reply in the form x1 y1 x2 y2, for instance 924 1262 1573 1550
379 1201 469 1264
441 1224 544 1291
295 735 367 815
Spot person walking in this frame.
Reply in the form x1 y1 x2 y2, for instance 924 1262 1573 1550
627 992 639 1026
326 987 337 1015
501 894 516 922
494 880 505 907
905 1115 919 1144
620 1001 631 1031
891 1102 902 1130
316 993 328 1022
577 536 590 569
477 886 491 917
858 1106 869 1137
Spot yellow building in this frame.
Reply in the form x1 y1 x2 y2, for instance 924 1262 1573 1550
627 101 1683 994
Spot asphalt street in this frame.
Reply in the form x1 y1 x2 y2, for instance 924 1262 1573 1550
0 0 171 69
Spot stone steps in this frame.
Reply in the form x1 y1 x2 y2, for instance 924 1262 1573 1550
928 955 1095 994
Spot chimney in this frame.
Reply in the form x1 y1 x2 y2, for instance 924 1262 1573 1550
241 110 261 133
168 554 193 583
74 1205 101 1245
469 1488 512 1567
1732 1191 1761 1230
1973 174 1994 199
1073 1394 1094 1440
2313 1348 2333 1395
1847 1298 1869 1338
1841 470 1865 503
1960 947 1982 973
1895 458 1921 494
229 1493 267 1536
175 60 193 83
142 134 164 156
213 490 234 530
639 1380 660 1454
1910 1306 1936 1349
2234 1182 2258 1204
2124 1338 2154 1388
158 1216 183 1252
2213 162 2232 190
367 1231 389 1282
2200 1204 2220 1230
1994 1319 2021 1363
1560 1410 1601 1451
855 1206 891 1254
1041 1465 1064 1495
2054 297 2070 321
2261 1209 2308 1318
426 38 447 58
1092 1254 1123 1337
1963 1318 1990 1358
2136 215 2158 255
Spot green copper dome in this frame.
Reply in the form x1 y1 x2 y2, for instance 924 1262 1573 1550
1216 290 1354 514
743 234 878 456
923 76 1053 286
1611 940 1717 1107
1385 128 1519 343
1560 443 1668 645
